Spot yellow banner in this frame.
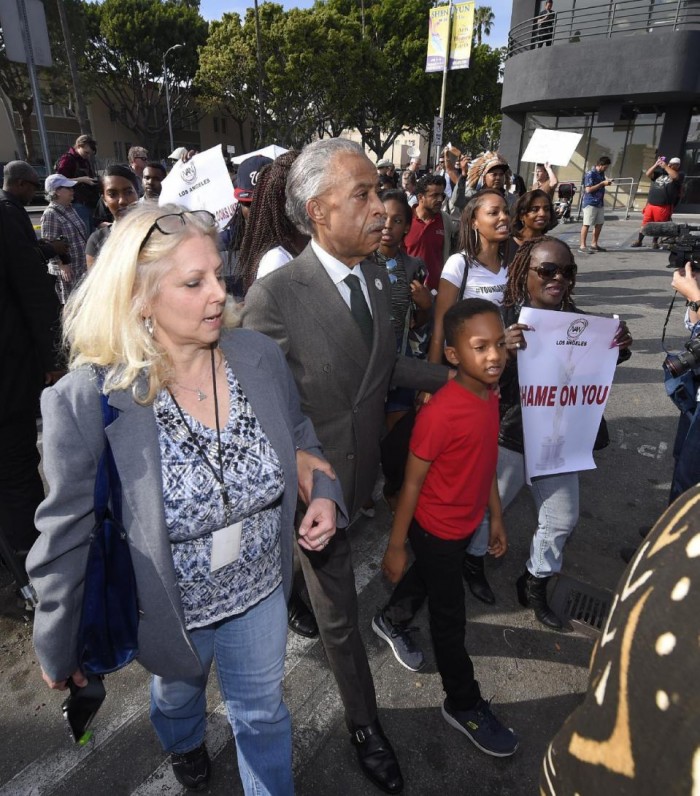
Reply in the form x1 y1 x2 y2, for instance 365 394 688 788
449 2 475 70
425 5 450 73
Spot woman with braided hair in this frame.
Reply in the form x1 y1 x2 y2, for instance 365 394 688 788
237 151 308 293
471 236 632 630
236 150 322 639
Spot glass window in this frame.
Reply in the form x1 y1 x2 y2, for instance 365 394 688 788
620 120 664 210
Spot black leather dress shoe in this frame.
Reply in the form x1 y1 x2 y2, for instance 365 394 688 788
351 721 404 794
287 593 319 638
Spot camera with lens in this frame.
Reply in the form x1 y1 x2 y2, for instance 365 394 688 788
664 338 700 378
667 231 700 271
641 222 700 271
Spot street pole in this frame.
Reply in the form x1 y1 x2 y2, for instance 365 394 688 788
163 43 184 154
16 0 51 167
435 0 454 170
56 0 92 135
253 0 265 145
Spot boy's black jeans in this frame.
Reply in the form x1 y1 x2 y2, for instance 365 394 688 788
384 519 481 711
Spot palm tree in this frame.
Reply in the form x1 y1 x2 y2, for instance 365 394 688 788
473 6 495 47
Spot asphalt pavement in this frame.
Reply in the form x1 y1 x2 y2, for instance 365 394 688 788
0 213 689 795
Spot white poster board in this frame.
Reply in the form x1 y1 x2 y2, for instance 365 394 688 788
516 308 619 482
159 146 235 231
521 129 582 166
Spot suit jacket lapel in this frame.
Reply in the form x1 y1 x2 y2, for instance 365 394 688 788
291 248 370 371
105 387 186 622
223 342 292 471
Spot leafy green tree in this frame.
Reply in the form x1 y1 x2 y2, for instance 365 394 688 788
83 0 208 153
196 11 258 153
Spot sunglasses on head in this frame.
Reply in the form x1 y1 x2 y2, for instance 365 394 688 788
139 210 216 252
530 262 577 281
385 258 398 284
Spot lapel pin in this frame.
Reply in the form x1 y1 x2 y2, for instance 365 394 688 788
375 279 383 291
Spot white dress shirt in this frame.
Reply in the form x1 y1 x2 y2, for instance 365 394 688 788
311 239 373 316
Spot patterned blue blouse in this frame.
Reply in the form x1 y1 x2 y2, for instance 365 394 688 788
154 361 285 629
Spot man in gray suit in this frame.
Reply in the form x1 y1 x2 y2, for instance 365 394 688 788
243 138 449 794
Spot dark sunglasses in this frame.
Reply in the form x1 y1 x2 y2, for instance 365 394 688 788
530 262 577 281
139 210 216 252
385 258 398 285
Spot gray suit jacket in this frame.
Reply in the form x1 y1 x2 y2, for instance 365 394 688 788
27 328 346 682
243 243 449 518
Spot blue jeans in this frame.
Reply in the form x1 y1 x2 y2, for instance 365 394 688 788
467 446 579 577
150 584 293 795
72 202 94 235
670 403 700 503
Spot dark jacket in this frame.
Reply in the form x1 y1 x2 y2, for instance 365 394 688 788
0 190 62 416
243 244 449 518
56 147 99 207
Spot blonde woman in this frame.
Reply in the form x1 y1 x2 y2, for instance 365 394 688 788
27 204 345 795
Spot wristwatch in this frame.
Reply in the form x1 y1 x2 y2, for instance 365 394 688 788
687 300 700 312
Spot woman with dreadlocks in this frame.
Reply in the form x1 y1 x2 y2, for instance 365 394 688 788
474 236 632 630
236 151 323 640
237 151 308 293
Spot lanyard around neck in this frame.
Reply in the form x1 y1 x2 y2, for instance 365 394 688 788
167 347 231 521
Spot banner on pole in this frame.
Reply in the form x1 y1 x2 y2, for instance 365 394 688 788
449 2 475 70
425 5 450 73
516 308 619 482
159 146 236 231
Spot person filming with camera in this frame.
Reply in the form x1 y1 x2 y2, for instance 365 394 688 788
666 260 700 502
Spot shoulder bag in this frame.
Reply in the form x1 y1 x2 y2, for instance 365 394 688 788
76 387 139 674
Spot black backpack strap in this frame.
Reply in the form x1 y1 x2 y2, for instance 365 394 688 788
458 253 470 300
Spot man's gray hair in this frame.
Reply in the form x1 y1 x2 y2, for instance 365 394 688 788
3 160 39 187
286 138 366 235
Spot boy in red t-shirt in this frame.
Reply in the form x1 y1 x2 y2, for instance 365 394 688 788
374 297 519 757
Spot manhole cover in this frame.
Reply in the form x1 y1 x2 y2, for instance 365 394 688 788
549 574 613 637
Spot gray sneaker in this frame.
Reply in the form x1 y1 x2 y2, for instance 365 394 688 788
372 610 425 672
577 246 594 254
442 698 519 757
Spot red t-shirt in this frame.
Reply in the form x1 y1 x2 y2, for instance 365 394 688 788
403 210 445 291
411 380 499 540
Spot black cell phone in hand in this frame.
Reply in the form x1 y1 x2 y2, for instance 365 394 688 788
62 675 106 745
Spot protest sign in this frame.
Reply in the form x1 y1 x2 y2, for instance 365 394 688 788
517 307 619 481
159 146 235 231
521 129 582 167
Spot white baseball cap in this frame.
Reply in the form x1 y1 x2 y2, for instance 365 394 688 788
168 146 188 160
44 174 77 192
669 157 681 165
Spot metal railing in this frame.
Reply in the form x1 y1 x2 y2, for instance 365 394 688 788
574 177 638 220
507 0 700 58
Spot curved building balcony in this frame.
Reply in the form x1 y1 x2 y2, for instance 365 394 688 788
502 0 700 112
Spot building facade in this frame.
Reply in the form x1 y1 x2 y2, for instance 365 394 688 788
500 0 700 212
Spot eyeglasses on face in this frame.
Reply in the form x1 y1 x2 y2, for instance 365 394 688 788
530 262 577 281
139 210 216 252
133 156 148 161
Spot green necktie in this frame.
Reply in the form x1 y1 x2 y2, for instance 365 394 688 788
344 273 374 350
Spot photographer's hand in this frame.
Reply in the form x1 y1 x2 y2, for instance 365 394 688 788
671 262 700 302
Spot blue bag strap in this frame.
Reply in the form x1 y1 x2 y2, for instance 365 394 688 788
93 373 123 525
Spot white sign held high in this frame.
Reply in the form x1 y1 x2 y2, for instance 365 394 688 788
516 308 620 482
159 146 235 231
521 129 582 166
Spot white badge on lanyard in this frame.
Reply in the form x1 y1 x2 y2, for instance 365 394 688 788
211 522 242 572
